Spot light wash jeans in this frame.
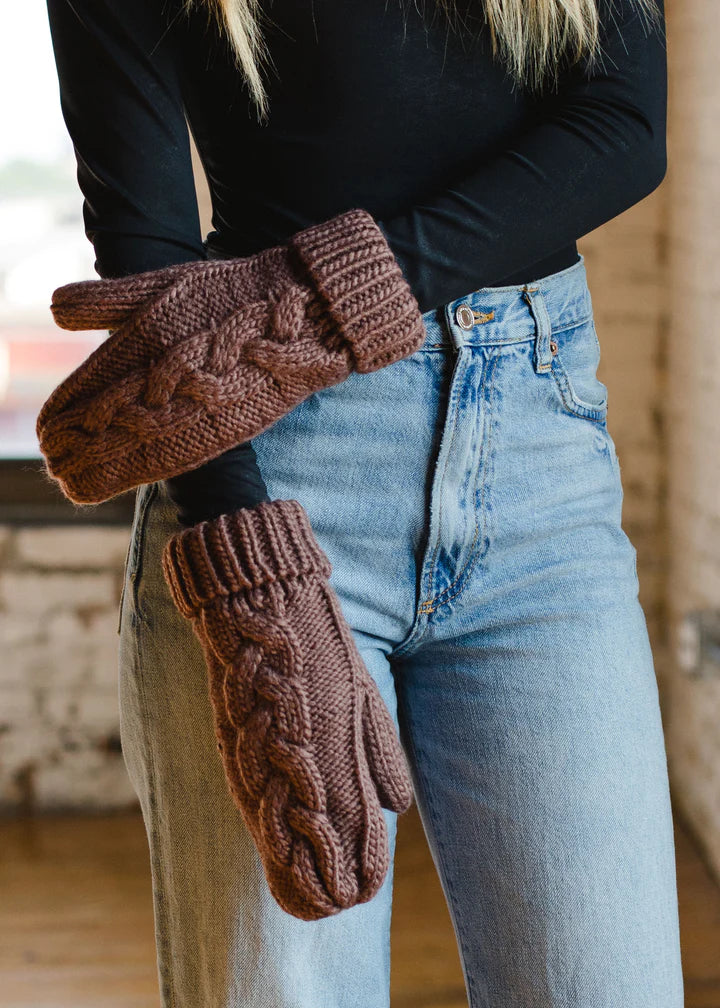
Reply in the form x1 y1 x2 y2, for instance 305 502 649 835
118 253 685 1007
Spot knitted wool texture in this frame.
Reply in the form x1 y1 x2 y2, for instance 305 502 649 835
36 207 427 505
161 497 414 920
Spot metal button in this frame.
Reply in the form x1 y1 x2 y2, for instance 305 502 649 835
455 304 475 329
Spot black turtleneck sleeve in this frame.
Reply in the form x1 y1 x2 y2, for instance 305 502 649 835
45 0 271 525
45 0 204 276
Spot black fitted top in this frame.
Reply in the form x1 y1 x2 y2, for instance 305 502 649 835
46 0 667 523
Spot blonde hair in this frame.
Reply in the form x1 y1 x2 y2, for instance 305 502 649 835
186 0 662 123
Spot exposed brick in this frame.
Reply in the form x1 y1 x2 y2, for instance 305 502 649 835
663 0 720 887
33 748 138 811
0 570 116 614
0 611 44 649
13 526 131 569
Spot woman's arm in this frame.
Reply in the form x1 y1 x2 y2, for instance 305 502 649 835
376 0 667 314
46 0 270 521
46 0 205 276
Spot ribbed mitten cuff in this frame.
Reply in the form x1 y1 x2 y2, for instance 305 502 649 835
288 208 426 374
161 498 332 618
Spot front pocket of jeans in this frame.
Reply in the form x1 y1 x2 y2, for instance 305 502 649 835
117 533 134 634
549 316 608 423
123 482 160 619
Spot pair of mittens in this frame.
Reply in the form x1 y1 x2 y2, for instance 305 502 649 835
34 207 423 921
161 496 414 921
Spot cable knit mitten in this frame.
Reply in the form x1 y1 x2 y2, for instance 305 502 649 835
36 207 426 505
160 497 414 921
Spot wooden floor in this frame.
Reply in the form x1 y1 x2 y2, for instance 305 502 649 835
1 801 718 1007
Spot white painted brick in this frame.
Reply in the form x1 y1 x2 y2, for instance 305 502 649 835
0 611 44 649
44 686 119 732
663 0 720 887
14 526 131 569
30 641 118 691
45 607 120 647
73 687 121 730
0 570 116 615
0 687 36 726
0 720 56 781
42 609 86 642
33 749 137 810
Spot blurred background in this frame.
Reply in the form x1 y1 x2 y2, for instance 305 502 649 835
1 1 719 1006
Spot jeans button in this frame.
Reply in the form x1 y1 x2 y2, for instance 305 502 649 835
455 304 475 329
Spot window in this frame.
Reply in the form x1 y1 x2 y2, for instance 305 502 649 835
1 7 212 522
0 6 132 522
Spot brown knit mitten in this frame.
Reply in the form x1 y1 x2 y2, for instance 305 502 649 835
37 207 426 505
161 497 414 921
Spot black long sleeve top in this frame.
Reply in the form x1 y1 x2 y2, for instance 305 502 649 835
45 0 667 524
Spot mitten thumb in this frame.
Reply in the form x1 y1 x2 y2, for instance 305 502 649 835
361 680 414 814
49 260 203 331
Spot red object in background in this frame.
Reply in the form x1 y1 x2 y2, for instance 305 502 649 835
0 327 104 456
1 327 103 407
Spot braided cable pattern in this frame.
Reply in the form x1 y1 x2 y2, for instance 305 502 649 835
40 289 339 476
161 498 414 920
37 208 427 505
209 588 357 914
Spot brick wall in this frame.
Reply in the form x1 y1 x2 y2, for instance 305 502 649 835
0 524 136 812
663 0 720 879
580 192 670 687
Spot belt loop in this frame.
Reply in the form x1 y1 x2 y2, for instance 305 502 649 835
522 284 553 374
445 301 467 352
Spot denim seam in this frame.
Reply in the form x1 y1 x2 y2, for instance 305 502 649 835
550 312 594 337
130 481 160 619
117 534 133 635
550 359 608 424
604 425 624 491
397 689 482 1008
126 607 177 1008
416 314 593 356
390 351 469 657
420 349 500 614
418 348 470 608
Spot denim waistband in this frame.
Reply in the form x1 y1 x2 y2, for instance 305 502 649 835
420 253 592 351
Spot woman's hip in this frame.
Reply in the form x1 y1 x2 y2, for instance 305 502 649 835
122 251 628 653
245 251 627 639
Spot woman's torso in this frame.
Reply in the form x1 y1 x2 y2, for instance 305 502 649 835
173 0 579 282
